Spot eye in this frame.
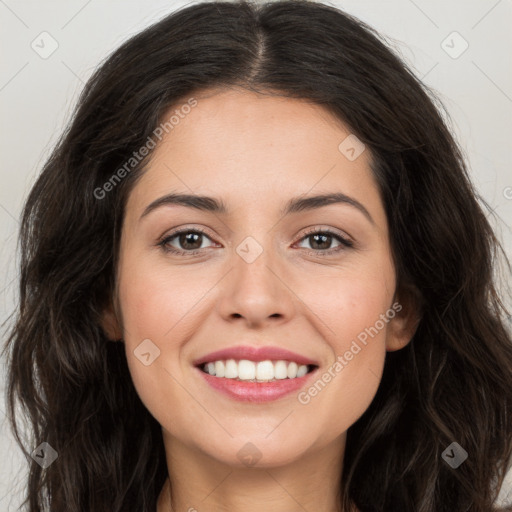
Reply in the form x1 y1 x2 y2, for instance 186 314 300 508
295 227 353 256
157 228 217 255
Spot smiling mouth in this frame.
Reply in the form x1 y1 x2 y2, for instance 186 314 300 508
197 359 318 383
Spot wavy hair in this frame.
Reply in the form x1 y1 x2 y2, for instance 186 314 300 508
4 1 512 510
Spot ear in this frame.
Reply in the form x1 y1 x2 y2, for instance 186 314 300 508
100 298 123 342
385 284 422 352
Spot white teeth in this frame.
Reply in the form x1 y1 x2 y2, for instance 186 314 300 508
238 359 256 380
287 361 298 378
296 364 308 377
215 361 225 378
256 360 274 380
201 359 312 381
224 359 238 378
274 360 288 379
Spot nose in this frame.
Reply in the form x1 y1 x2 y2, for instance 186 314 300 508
216 240 296 329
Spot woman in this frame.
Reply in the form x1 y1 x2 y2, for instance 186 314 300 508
4 1 512 510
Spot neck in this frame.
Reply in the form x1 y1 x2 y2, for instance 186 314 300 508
157 432 347 512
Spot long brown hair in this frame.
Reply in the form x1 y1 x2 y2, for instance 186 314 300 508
4 1 512 510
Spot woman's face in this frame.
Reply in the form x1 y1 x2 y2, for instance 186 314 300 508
108 88 415 468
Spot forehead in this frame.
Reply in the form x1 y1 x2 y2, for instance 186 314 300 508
124 88 384 228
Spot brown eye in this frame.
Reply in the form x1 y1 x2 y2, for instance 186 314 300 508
307 232 334 250
176 232 204 250
296 229 353 255
158 229 216 255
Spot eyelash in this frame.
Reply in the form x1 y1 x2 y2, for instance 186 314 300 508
156 226 354 257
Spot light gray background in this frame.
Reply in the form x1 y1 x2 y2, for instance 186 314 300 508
1 0 511 509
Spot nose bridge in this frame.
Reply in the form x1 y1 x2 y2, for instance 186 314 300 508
216 231 294 326
233 232 280 298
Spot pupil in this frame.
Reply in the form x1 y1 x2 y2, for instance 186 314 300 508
311 233 330 250
180 232 201 250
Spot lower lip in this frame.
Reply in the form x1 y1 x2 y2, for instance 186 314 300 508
195 366 318 402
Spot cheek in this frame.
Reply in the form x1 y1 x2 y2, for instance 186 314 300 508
297 268 393 433
117 258 204 341
305 259 394 347
300 306 388 443
115 253 230 431
331 272 393 383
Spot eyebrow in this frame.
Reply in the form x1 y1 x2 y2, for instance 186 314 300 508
139 192 374 225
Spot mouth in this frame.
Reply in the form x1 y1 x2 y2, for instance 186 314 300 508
197 359 318 383
192 345 320 402
194 359 320 402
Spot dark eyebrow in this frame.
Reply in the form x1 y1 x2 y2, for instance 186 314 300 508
139 192 374 225
140 193 228 220
280 192 375 225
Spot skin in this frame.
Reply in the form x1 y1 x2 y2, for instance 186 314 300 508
102 87 419 512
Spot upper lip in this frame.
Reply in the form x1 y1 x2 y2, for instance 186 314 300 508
193 345 319 367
